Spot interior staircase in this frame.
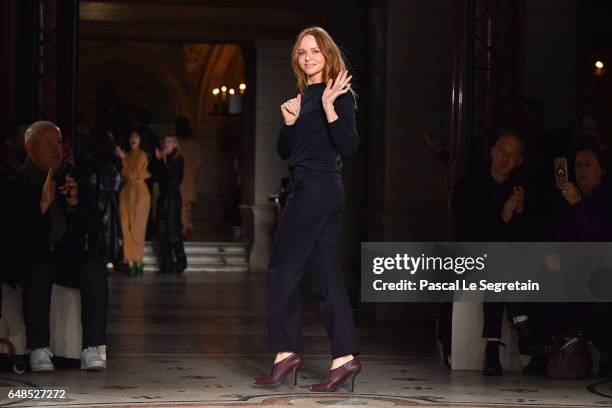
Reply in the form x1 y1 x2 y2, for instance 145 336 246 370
142 241 249 273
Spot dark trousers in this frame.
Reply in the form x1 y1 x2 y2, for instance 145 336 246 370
157 191 186 271
267 169 360 359
482 302 529 339
18 254 108 350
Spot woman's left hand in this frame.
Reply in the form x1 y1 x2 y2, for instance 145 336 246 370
561 181 582 205
322 70 352 111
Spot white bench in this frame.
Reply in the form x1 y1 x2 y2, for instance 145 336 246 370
451 301 529 371
0 283 105 360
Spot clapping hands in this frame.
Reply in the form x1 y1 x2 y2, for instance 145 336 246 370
502 186 525 222
115 146 126 160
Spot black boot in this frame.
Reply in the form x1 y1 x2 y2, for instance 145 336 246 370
483 341 504 376
515 320 549 356
174 243 187 274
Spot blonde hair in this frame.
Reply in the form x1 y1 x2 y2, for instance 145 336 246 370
291 26 356 98
164 134 180 153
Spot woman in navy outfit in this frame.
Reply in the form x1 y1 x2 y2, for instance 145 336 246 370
254 27 361 392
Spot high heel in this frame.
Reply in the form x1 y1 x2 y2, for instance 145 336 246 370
254 353 304 386
349 371 359 392
310 358 362 393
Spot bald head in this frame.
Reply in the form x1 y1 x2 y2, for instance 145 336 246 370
493 132 524 153
490 132 524 179
25 121 63 171
24 121 61 146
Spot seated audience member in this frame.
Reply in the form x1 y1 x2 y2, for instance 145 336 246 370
7 121 108 372
546 143 612 375
548 143 612 241
1 120 26 173
453 131 546 376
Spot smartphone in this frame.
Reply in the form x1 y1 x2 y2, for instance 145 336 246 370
554 157 568 189
53 162 74 187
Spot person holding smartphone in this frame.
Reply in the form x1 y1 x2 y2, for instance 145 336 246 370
254 27 361 392
546 143 612 375
7 121 108 372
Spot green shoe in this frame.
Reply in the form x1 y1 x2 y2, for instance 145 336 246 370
137 263 144 275
128 263 138 277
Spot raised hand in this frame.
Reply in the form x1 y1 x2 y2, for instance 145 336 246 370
281 94 301 126
40 168 56 215
561 182 581 205
322 70 352 110
115 146 126 160
59 175 79 207
512 186 525 214
155 148 163 160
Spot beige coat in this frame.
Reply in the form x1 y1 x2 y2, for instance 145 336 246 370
119 148 151 264
179 137 202 203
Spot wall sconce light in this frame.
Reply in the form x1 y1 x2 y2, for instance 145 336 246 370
595 60 605 76
212 83 247 115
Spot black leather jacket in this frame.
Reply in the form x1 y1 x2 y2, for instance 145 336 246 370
157 152 184 197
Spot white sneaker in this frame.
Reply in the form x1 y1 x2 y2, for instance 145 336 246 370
29 347 55 373
80 347 106 371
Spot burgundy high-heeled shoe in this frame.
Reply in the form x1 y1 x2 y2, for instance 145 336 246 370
310 358 362 392
254 353 304 386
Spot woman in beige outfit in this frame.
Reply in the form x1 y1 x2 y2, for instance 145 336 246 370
116 130 151 276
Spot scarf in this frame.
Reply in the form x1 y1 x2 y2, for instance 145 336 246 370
23 158 67 243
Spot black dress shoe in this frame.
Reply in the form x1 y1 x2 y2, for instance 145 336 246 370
515 320 549 356
483 341 504 376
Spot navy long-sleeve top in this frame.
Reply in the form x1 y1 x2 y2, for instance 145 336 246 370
276 82 359 172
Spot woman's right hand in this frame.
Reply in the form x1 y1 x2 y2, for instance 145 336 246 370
281 94 301 126
115 146 126 160
561 181 582 205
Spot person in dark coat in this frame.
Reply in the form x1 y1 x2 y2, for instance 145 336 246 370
155 135 186 274
6 121 108 373
545 142 612 375
453 131 546 376
86 127 123 267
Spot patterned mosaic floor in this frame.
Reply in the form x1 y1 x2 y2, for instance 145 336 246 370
1 273 611 407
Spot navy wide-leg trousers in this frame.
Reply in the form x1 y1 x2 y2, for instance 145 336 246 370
267 169 360 358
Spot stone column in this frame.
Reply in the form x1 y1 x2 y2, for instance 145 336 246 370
249 40 294 271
